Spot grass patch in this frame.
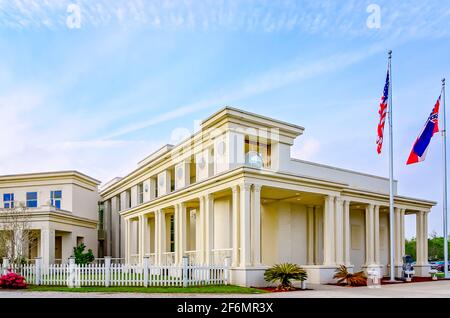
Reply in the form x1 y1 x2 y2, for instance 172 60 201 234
27 285 267 294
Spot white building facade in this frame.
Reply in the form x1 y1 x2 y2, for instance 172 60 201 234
99 107 435 286
0 171 100 265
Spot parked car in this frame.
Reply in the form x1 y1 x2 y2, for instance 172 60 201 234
435 261 450 272
429 261 439 270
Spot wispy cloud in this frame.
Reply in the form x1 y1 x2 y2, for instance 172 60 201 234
0 0 449 39
104 40 388 139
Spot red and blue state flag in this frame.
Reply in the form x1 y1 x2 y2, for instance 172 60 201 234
406 95 441 165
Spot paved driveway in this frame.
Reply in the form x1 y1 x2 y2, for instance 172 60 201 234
1 281 450 298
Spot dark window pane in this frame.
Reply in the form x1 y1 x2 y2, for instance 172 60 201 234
55 200 61 209
4 203 9 208
27 192 37 200
27 200 37 208
3 193 10 201
54 191 62 198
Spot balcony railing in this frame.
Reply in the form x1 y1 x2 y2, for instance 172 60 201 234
130 254 140 265
144 253 156 265
162 252 175 265
211 248 232 265
185 250 202 265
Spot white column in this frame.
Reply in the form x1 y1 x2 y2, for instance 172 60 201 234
205 194 214 265
251 184 262 266
125 218 132 264
400 209 406 257
334 197 344 265
155 210 166 265
343 200 351 266
394 207 401 265
240 183 252 267
231 185 240 267
40 228 55 266
423 210 429 264
416 211 424 265
307 206 315 265
323 195 336 266
374 205 380 264
174 204 180 265
314 206 321 265
365 204 375 265
139 215 147 263
199 197 206 264
175 203 187 265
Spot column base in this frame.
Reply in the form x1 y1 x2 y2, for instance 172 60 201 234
230 266 269 287
386 264 404 278
302 265 351 284
361 264 385 276
414 264 431 277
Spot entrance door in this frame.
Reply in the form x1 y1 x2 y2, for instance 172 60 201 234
55 236 62 262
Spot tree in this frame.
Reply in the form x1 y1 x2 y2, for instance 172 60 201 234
72 243 94 264
0 204 38 264
405 237 416 261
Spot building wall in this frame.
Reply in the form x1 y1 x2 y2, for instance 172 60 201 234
261 201 307 266
213 197 232 249
350 209 366 271
290 160 397 195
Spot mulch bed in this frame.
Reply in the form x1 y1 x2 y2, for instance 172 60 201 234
328 276 450 287
257 287 312 293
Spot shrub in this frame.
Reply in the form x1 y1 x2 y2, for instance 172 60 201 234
333 264 367 287
73 243 95 264
0 270 27 289
264 263 307 291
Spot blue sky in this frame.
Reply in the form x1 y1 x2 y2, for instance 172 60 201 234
1 0 450 238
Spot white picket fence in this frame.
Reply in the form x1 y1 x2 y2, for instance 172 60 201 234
1 256 231 287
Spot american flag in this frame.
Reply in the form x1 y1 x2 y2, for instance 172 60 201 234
377 70 389 154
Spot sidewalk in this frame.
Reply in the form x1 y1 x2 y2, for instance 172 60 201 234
1 280 450 298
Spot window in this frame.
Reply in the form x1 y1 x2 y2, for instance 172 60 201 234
170 215 175 252
117 195 121 211
3 193 14 208
126 190 131 209
26 192 38 208
138 183 144 204
50 190 62 209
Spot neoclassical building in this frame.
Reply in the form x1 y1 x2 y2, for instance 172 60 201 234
0 171 100 265
100 107 435 286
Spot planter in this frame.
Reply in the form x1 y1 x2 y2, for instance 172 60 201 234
301 281 307 290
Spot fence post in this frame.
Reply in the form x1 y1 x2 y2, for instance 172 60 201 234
182 256 188 287
34 257 42 285
67 257 76 288
143 256 149 287
2 257 9 275
224 257 231 285
105 256 111 287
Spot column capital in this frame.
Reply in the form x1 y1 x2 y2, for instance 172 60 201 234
253 184 262 192
231 185 239 194
343 200 350 208
324 195 336 203
335 196 344 204
206 193 214 201
241 183 252 192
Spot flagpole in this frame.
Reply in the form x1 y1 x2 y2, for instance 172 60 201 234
388 49 397 282
442 77 448 278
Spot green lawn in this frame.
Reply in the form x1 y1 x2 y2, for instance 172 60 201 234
27 285 267 294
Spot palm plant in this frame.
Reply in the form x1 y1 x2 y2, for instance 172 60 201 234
264 263 308 291
333 265 367 287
